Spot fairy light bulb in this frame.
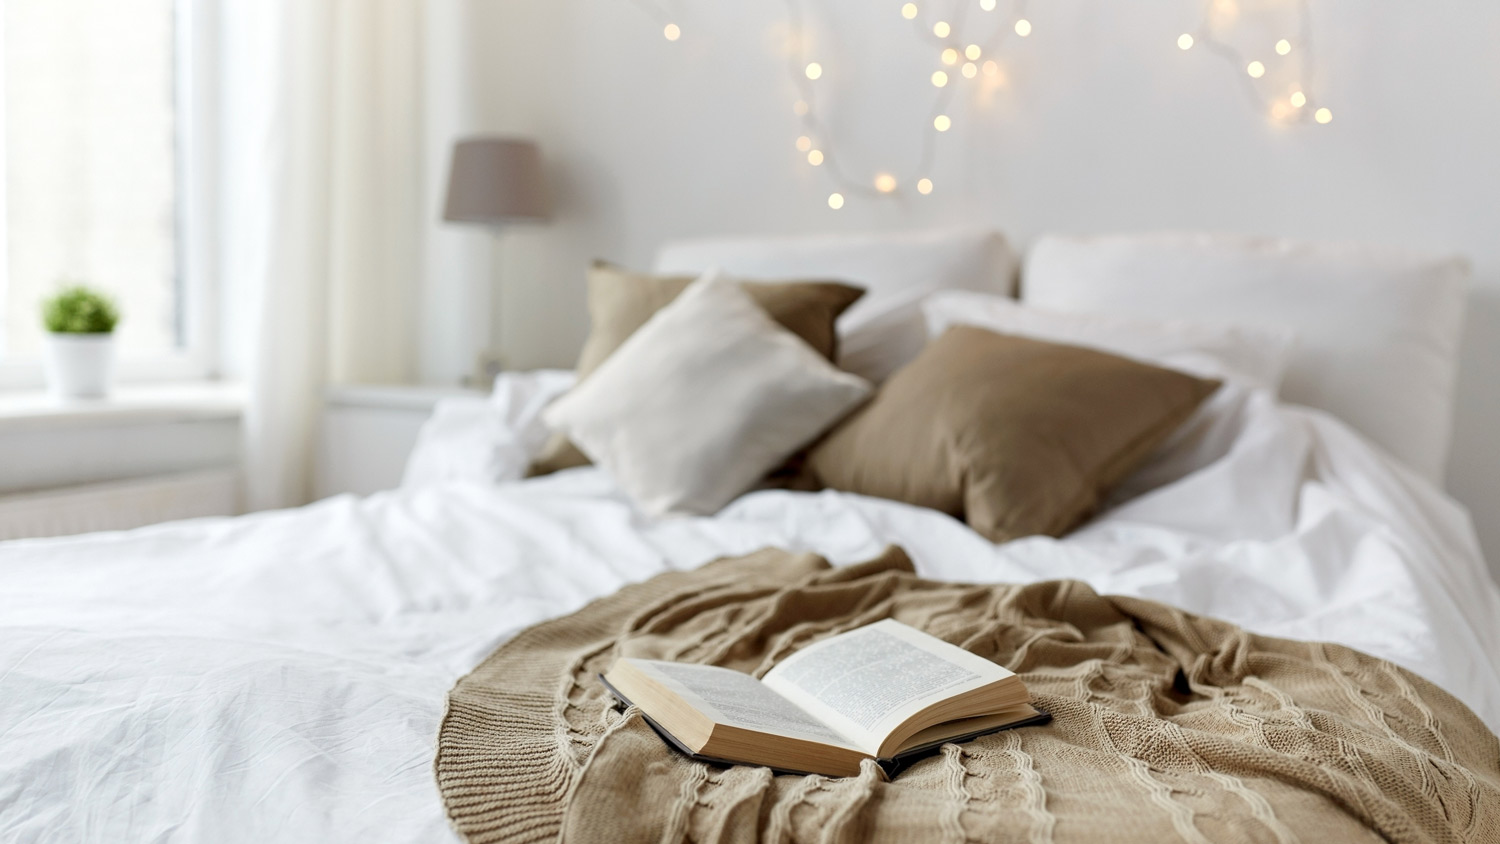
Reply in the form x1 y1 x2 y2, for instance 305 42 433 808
1289 90 1306 108
663 23 681 41
917 178 934 195
933 21 951 38
796 135 812 152
808 149 824 166
1275 39 1292 55
901 2 919 19
931 71 949 87
933 114 952 132
793 100 809 116
1178 33 1194 50
965 44 982 60
1246 60 1265 78
983 60 1000 77
942 47 959 65
980 0 996 9
962 62 978 78
874 173 898 193
1014 19 1032 37
828 193 845 210
1315 107 1333 124
805 62 823 80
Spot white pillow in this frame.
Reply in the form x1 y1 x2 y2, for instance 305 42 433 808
543 271 871 517
401 370 575 488
922 291 1297 391
653 228 1016 383
1023 233 1469 482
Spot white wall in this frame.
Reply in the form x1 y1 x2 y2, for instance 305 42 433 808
453 0 1500 576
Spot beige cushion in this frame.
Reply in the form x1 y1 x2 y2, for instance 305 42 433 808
922 290 1296 392
543 272 871 517
803 325 1220 543
529 262 863 476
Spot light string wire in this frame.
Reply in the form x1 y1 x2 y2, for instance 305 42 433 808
784 0 1032 204
1181 0 1329 123
636 0 1330 207
624 0 682 38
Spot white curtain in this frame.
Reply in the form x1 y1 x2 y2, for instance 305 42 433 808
207 0 476 511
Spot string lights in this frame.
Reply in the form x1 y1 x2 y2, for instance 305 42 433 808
626 0 684 46
784 0 1033 209
633 0 1334 208
1177 0 1332 125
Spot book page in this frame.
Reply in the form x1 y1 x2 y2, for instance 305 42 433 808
634 660 859 750
762 619 1011 754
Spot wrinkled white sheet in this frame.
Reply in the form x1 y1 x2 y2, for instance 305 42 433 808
2 373 1498 844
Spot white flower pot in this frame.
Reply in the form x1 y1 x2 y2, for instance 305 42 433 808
44 333 116 399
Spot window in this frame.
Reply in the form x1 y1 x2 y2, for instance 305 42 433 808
0 0 206 386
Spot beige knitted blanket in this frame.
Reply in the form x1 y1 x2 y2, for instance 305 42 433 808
435 547 1500 844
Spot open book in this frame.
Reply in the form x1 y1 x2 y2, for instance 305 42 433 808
600 619 1048 778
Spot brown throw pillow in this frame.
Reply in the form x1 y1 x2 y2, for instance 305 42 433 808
527 262 865 477
802 325 1220 543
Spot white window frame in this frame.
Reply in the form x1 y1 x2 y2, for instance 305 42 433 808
0 0 219 391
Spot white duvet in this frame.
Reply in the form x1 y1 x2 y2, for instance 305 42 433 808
2 373 1498 844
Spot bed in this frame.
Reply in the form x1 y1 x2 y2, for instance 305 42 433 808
2 230 1497 843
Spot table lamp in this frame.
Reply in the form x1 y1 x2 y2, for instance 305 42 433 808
442 137 550 381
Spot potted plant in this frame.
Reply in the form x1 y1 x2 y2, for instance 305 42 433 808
41 285 120 399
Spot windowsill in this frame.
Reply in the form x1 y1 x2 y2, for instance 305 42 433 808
0 382 245 434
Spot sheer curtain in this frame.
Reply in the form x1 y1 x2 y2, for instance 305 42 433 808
206 0 477 511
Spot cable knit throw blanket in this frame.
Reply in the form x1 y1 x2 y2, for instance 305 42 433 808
435 547 1500 844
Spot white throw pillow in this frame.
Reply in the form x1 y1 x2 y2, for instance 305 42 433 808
922 291 1297 391
401 370 576 488
653 228 1017 383
1023 233 1469 482
543 271 871 517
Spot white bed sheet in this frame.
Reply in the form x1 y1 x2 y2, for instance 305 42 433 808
2 374 1498 843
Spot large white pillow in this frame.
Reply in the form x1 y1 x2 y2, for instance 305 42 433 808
543 271 871 517
1023 233 1469 482
922 291 1297 391
653 228 1016 383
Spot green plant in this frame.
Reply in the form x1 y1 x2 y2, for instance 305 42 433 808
41 285 120 334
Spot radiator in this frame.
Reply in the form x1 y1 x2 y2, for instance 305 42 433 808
0 470 240 542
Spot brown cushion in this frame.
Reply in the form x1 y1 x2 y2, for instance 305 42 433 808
802 325 1220 543
528 262 865 477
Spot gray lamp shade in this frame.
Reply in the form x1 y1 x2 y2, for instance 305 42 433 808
443 137 549 225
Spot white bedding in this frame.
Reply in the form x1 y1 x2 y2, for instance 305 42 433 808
2 373 1499 843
